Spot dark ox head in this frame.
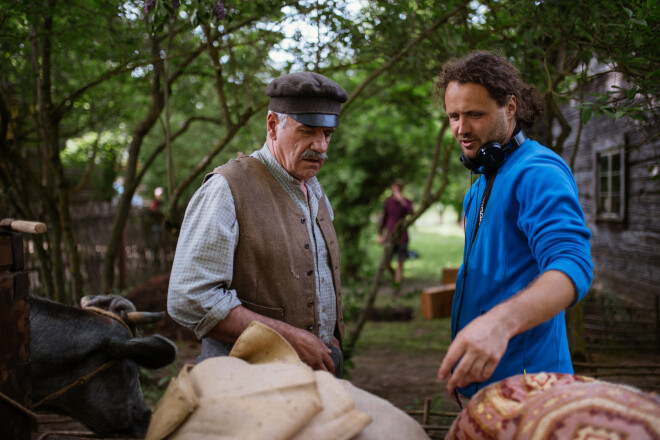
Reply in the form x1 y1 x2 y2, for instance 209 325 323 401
30 295 177 437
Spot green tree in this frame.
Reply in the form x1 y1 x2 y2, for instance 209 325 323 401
1 0 159 302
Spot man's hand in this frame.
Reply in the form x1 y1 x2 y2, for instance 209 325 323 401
437 308 512 396
437 270 578 396
208 305 335 373
285 326 335 373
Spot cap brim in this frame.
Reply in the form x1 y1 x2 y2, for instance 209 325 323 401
288 113 339 128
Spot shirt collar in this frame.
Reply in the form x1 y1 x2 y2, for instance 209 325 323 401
252 144 323 199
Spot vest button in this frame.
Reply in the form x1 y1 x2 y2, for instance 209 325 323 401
301 218 306 224
307 270 313 276
307 300 314 307
307 325 314 331
304 243 310 249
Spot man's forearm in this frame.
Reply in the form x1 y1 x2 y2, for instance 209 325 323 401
492 269 577 339
206 305 292 343
205 305 335 372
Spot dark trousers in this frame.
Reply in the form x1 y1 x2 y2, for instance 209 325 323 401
329 345 343 378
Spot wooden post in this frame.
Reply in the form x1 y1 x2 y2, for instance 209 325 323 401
0 230 32 439
0 218 46 439
656 295 659 353
422 397 432 426
118 226 127 290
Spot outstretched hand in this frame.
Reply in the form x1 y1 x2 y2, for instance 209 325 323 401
437 311 511 396
437 271 578 397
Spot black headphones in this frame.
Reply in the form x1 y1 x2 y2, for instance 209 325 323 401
459 128 527 174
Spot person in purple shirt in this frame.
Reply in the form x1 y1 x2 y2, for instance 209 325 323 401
378 180 414 289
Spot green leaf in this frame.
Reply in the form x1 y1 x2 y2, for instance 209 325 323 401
629 18 648 26
600 107 616 121
581 107 593 124
629 112 648 122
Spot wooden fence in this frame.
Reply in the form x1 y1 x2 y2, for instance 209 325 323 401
581 294 660 352
23 202 180 296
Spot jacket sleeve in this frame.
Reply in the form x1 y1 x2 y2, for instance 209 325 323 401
515 155 594 303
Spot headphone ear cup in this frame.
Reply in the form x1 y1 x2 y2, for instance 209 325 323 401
460 141 507 173
480 143 505 170
460 153 480 172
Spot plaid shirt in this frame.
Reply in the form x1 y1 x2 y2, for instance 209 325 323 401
168 144 337 347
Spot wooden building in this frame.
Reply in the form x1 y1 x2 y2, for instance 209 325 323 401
556 71 659 305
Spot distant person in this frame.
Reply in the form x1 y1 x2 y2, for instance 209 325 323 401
378 180 414 289
168 72 348 377
434 51 593 401
150 187 165 265
151 187 164 212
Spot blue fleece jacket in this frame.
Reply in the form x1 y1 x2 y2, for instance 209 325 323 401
452 139 593 397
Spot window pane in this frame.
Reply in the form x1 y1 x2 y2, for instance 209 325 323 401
596 149 624 220
612 152 621 171
599 155 609 173
600 195 611 213
600 176 609 192
611 196 620 214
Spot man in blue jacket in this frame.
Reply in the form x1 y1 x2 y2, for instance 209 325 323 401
435 51 593 400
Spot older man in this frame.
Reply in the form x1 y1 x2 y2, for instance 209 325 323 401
168 72 348 377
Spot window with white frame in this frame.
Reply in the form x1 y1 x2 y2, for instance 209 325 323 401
596 147 625 221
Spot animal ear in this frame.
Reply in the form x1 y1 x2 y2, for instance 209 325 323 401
106 334 177 369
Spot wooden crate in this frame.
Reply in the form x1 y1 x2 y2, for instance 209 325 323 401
421 284 455 319
420 267 460 319
442 267 460 285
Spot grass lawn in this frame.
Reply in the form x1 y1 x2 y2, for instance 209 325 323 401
349 208 465 366
345 210 467 417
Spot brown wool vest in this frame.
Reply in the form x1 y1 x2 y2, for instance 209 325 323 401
210 156 345 344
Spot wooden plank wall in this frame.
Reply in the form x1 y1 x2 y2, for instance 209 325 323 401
557 72 660 306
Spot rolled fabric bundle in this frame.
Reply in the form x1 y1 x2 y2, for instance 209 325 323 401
447 372 660 439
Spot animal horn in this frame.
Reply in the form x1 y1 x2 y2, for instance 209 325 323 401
125 311 165 325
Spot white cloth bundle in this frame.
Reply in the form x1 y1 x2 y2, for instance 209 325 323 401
146 321 429 440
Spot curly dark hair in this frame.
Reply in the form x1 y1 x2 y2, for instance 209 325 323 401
435 51 543 131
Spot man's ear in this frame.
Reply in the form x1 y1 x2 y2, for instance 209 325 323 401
266 113 278 140
506 95 517 119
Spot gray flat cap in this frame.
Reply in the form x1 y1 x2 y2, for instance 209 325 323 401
266 72 348 127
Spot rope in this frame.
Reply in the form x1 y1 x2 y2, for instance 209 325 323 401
81 306 136 337
32 306 134 410
32 360 117 410
0 389 38 424
37 431 106 440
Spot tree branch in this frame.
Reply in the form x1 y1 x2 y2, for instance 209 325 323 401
341 1 468 114
344 122 453 359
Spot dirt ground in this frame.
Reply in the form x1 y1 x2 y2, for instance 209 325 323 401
30 273 660 439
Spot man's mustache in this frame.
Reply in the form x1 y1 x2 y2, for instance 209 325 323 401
300 150 328 160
